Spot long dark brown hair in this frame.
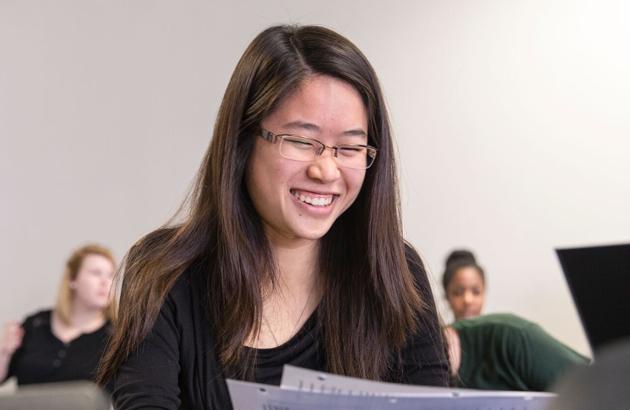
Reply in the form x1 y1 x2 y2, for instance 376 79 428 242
98 24 431 384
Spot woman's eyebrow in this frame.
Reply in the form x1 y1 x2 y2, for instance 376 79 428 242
282 121 367 137
341 129 367 137
282 121 320 132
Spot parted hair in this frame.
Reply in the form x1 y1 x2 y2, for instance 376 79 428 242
97 24 437 384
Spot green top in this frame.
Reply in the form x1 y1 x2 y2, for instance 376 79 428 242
452 313 590 391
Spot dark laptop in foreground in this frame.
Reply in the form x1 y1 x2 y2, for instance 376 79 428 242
556 242 630 354
0 381 110 410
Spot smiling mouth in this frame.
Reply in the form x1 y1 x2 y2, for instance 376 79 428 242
290 189 336 207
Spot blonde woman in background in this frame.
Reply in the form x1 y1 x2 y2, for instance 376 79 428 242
0 244 115 385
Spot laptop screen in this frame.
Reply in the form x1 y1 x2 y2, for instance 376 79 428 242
556 243 630 352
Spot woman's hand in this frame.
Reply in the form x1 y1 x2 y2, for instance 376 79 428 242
0 321 24 381
1 322 24 356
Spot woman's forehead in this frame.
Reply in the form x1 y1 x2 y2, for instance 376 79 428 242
264 75 368 137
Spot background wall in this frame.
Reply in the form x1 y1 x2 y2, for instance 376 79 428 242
2 0 629 358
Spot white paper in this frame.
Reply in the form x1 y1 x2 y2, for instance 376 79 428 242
280 365 451 395
228 379 554 410
281 365 554 398
227 366 556 410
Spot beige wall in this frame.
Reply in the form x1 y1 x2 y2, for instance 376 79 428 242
2 0 629 357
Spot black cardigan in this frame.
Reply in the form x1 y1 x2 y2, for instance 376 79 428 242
4 310 110 385
110 245 449 409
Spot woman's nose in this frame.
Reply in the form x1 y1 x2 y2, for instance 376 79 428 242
307 148 341 182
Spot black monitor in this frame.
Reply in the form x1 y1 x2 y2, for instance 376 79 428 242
556 243 630 353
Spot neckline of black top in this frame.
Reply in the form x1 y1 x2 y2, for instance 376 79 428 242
40 310 110 345
243 309 318 354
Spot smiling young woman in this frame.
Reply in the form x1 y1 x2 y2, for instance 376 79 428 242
97 25 449 409
246 75 368 244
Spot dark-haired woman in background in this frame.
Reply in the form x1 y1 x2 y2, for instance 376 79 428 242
97 24 449 409
0 244 115 385
442 249 589 391
442 249 486 321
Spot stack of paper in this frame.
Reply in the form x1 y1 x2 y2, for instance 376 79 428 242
227 365 556 409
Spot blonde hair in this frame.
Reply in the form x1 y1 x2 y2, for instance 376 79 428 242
55 244 116 325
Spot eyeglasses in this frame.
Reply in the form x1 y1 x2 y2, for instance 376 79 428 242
259 128 378 170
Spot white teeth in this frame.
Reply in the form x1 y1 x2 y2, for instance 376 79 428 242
292 191 333 207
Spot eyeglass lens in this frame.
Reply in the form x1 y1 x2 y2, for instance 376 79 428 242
279 136 374 169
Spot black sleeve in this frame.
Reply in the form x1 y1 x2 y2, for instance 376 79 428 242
3 331 21 383
3 312 37 384
111 289 183 409
398 243 450 386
